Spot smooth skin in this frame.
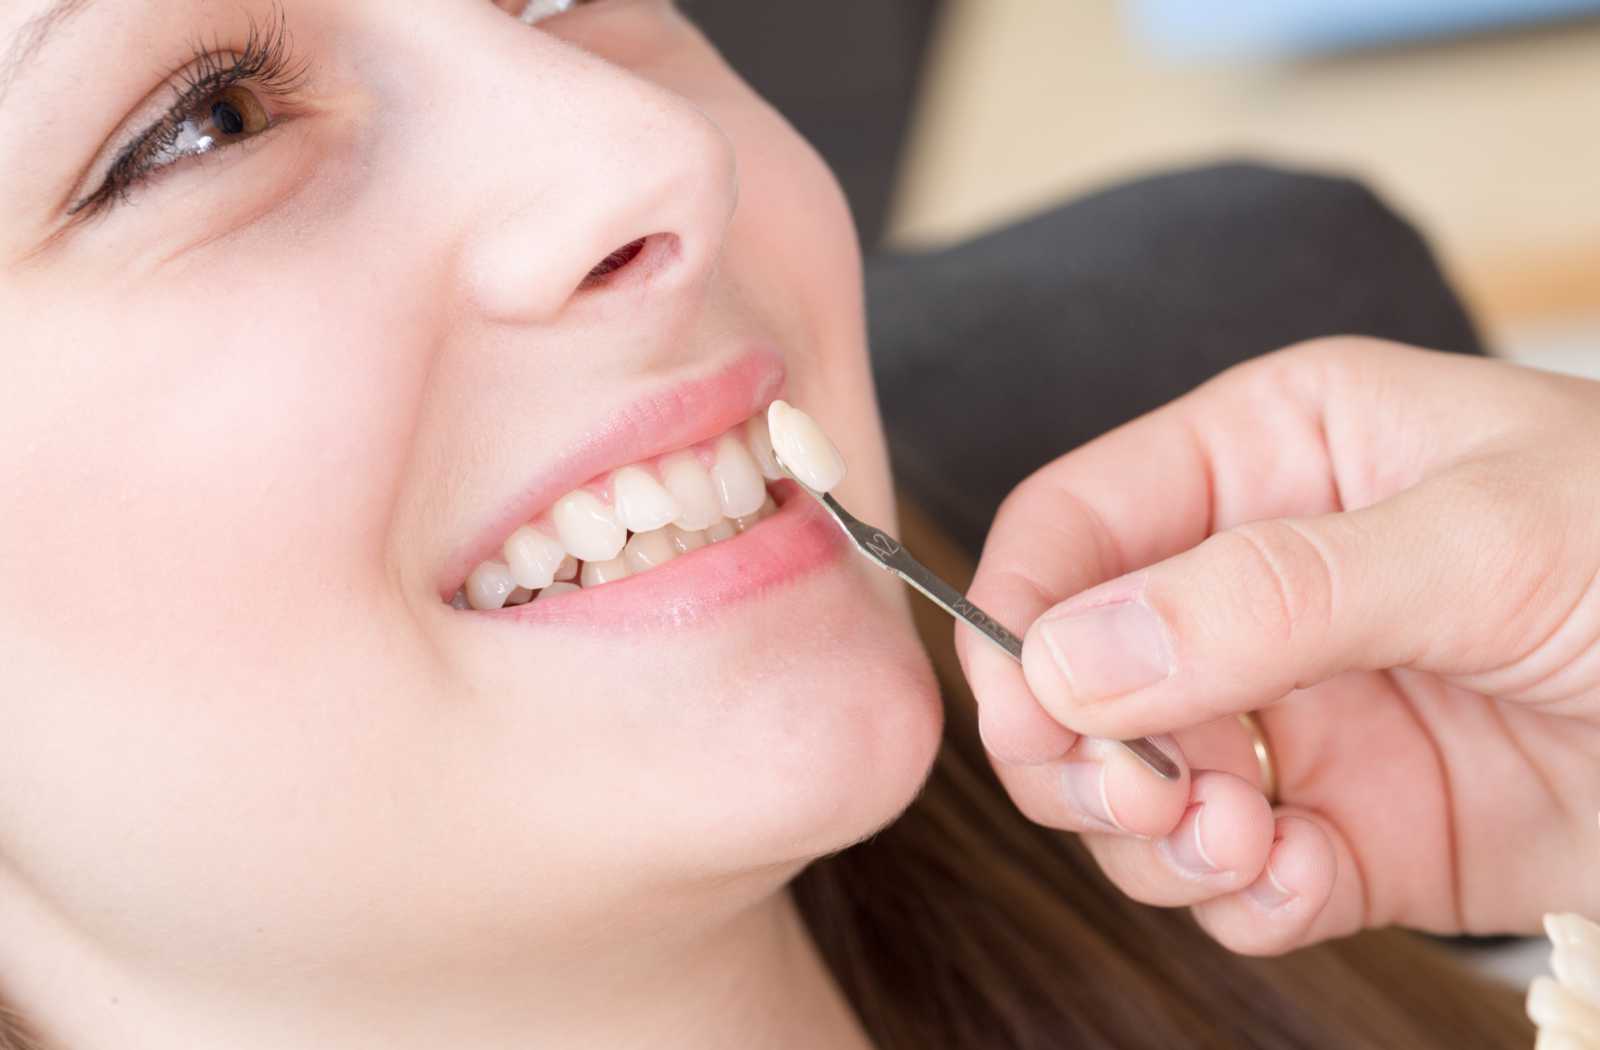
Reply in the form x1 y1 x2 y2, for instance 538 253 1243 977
0 2 939 1048
960 338 1600 955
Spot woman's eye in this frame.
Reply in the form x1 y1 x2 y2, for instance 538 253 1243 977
148 85 274 170
69 8 307 220
70 79 284 218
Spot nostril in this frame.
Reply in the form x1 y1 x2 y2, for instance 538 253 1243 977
581 237 649 287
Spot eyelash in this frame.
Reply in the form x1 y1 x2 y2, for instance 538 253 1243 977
66 0 613 222
69 6 310 219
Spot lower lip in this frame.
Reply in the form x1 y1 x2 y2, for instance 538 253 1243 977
483 481 848 630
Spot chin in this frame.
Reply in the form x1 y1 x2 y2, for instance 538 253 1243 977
670 585 946 880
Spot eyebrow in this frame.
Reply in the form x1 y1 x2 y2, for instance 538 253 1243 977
0 0 99 112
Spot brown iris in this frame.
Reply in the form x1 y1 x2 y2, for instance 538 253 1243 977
203 85 270 143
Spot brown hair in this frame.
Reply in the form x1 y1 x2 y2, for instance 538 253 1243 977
0 500 1535 1050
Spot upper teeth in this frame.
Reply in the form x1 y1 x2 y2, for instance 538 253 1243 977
456 409 786 610
504 525 567 590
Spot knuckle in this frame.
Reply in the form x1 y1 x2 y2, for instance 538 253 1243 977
1277 334 1402 369
1207 337 1396 415
1265 336 1411 405
1210 520 1335 651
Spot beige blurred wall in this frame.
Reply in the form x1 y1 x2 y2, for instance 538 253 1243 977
890 0 1600 352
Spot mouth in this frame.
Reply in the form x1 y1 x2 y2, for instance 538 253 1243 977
451 402 795 611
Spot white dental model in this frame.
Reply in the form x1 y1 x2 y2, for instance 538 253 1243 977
765 400 846 494
1531 913 1600 1046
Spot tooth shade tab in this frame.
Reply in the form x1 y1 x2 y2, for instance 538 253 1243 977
767 400 846 493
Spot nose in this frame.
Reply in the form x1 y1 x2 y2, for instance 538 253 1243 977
448 16 740 326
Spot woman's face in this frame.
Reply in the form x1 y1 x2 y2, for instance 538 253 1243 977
0 0 941 990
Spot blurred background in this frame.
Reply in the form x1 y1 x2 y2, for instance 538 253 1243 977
689 0 1600 378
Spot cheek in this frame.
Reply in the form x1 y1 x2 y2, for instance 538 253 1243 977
0 264 425 672
706 92 899 518
0 266 449 945
727 120 864 356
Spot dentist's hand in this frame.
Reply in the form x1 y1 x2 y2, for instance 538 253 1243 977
958 338 1600 955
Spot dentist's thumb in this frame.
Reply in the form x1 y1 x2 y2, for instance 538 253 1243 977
1016 476 1499 741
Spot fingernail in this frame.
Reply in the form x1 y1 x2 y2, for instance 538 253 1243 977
1039 597 1172 702
1246 858 1296 910
1157 802 1218 876
1060 759 1125 833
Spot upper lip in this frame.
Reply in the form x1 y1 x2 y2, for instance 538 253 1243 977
438 349 786 599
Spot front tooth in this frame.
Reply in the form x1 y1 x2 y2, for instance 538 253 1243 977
624 529 680 573
704 518 737 543
666 525 708 553
767 400 846 493
466 560 517 610
611 466 681 533
580 556 631 588
711 434 767 518
660 451 722 530
733 496 776 532
552 490 626 561
746 414 784 480
507 586 534 606
554 555 579 582
534 581 580 601
503 525 567 590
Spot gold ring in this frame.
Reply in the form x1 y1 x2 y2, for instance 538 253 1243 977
1236 711 1279 805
